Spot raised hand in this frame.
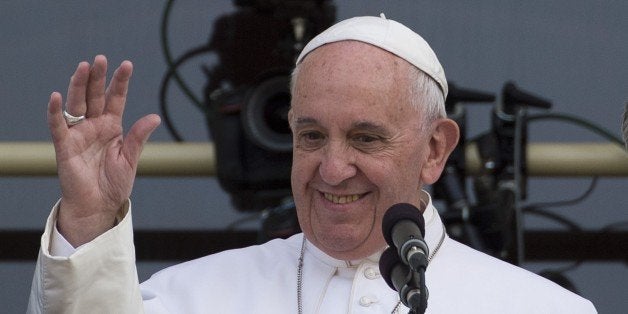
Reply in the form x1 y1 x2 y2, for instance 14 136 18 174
48 55 161 247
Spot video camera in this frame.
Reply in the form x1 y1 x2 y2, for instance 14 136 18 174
204 0 336 211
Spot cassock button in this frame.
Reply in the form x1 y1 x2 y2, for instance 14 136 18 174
364 267 380 280
359 296 379 306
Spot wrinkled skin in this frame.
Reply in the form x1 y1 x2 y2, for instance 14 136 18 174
289 41 459 261
49 55 161 246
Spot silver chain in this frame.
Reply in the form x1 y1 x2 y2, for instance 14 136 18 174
297 237 306 314
297 223 447 314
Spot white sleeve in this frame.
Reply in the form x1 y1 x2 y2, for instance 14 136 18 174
48 199 127 257
26 199 145 314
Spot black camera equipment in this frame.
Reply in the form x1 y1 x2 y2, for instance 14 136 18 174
203 0 336 211
433 83 495 251
472 82 552 264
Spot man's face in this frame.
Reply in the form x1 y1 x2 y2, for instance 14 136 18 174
290 41 433 260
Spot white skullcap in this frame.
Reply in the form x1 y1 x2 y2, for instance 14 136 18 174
296 14 448 98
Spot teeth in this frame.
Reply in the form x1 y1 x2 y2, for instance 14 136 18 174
324 193 361 204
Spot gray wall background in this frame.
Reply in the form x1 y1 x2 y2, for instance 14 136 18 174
1 1 626 313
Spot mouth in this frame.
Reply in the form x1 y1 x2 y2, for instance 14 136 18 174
323 192 364 204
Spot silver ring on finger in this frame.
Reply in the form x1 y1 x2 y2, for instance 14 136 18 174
63 110 86 126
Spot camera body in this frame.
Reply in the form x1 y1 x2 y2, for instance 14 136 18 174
204 1 335 211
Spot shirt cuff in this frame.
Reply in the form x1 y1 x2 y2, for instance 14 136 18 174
50 223 78 257
47 199 130 257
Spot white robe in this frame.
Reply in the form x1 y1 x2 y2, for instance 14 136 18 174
27 193 596 313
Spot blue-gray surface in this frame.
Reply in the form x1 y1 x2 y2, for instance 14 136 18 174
1 1 626 313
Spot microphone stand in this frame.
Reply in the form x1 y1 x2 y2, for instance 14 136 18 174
397 267 427 314
399 268 428 314
380 247 428 314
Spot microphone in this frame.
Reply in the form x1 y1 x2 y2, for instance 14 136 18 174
382 203 429 272
622 101 628 149
501 81 552 115
379 247 427 311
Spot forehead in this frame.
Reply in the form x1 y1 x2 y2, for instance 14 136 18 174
291 41 420 128
299 41 409 86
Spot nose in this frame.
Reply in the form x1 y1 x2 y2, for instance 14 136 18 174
318 140 357 186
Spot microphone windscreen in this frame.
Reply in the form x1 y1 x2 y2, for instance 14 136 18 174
382 203 426 247
379 247 403 290
622 101 628 149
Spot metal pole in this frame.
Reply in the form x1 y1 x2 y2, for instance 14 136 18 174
1 142 627 177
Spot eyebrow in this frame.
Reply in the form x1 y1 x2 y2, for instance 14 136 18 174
294 117 318 126
293 117 391 135
352 121 391 135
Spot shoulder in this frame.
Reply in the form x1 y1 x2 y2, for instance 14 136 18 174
141 233 303 297
427 237 596 313
139 234 303 312
148 233 302 281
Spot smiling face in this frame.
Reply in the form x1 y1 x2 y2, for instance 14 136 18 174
289 41 450 260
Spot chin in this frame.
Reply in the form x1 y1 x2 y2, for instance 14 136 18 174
314 228 375 259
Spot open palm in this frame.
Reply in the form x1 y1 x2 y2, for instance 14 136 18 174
48 55 160 246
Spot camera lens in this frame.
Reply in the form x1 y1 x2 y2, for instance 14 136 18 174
242 75 293 152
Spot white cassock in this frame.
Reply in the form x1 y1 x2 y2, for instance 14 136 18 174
27 192 596 314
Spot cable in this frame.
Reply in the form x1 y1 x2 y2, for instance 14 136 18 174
523 177 598 213
522 176 595 243
159 45 214 141
523 196 586 272
463 97 618 267
524 203 585 292
226 213 262 231
160 0 205 109
524 207 583 232
526 112 624 147
160 0 219 141
600 220 628 232
471 111 624 147
522 110 613 261
522 177 598 286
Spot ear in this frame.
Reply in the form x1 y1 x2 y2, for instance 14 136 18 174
287 107 295 130
420 118 460 185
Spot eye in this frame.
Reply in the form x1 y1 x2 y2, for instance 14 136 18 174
296 130 325 150
354 134 379 143
351 133 388 152
303 131 323 141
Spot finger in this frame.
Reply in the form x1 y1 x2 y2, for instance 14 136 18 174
104 60 133 121
122 114 161 166
65 61 90 117
48 92 69 144
85 55 108 118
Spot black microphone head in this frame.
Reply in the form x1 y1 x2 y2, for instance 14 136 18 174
379 247 403 291
382 203 426 247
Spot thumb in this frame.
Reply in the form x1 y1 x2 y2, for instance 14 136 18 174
122 114 161 166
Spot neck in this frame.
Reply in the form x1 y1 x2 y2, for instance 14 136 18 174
311 237 388 261
303 233 388 265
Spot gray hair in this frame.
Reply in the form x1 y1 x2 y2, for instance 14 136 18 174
290 62 447 130
407 65 447 130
